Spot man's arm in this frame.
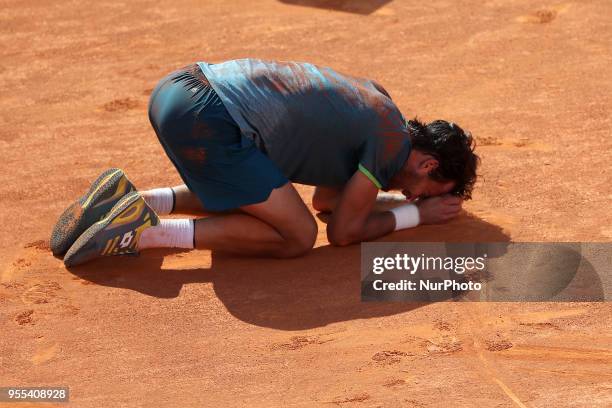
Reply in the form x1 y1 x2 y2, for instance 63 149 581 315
312 187 407 213
312 186 343 213
326 171 395 246
325 171 463 246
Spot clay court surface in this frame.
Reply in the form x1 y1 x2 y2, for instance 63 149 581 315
1 0 611 406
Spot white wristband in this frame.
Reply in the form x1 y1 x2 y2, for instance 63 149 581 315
390 204 420 230
376 192 407 202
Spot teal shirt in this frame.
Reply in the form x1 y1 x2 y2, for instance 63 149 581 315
197 59 411 189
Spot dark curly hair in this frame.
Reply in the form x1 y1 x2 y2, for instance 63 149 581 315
406 118 479 199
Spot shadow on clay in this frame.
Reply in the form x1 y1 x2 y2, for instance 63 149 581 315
278 0 393 15
66 212 515 330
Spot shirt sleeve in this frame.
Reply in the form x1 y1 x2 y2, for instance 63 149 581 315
358 105 412 190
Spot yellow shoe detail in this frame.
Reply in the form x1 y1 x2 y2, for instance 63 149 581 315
92 176 133 209
102 235 120 256
81 169 122 208
101 237 114 256
109 199 145 227
100 198 154 253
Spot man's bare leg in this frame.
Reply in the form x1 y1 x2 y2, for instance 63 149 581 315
141 183 318 258
195 183 317 257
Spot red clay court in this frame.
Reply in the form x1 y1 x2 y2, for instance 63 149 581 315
1 0 611 406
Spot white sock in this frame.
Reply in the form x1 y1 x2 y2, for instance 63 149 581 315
137 219 195 250
143 187 175 215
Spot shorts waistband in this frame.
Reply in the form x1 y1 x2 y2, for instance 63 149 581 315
179 63 211 87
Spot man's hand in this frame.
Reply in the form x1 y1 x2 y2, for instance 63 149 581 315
416 194 463 224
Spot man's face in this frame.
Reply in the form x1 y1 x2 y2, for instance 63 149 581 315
397 174 455 201
387 150 456 201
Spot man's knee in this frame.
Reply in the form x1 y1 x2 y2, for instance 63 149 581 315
279 217 317 258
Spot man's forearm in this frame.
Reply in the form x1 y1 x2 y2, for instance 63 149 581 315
315 189 406 214
359 210 398 241
327 210 396 246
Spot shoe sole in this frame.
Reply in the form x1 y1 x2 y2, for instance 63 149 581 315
63 192 159 267
50 168 134 256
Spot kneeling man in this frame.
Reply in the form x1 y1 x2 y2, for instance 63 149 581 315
50 59 479 266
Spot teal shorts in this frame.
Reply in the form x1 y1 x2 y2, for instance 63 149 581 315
148 64 288 212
